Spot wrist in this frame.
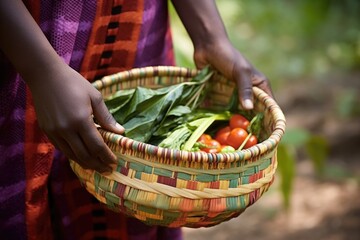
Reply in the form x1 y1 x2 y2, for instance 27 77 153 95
191 24 229 51
23 54 67 89
172 0 229 50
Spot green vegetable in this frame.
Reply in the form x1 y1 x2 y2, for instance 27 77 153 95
104 66 214 142
247 113 264 139
105 89 135 115
181 112 230 151
220 146 236 153
157 117 205 150
157 111 230 151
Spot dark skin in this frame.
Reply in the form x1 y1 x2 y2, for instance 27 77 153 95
0 0 273 173
172 0 273 107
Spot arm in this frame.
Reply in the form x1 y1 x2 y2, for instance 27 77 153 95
0 0 124 172
172 0 273 109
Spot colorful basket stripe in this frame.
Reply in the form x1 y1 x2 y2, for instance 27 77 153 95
70 66 286 228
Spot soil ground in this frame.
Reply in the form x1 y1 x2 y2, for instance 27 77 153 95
183 72 360 240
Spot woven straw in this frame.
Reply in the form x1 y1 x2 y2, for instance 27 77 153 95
69 66 286 228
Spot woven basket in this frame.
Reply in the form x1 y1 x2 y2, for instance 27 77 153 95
69 66 286 228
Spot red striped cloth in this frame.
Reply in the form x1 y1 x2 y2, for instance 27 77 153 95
0 0 180 239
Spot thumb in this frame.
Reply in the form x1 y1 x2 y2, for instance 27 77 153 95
91 92 125 134
233 65 254 110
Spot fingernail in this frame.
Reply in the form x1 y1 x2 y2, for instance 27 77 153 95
116 123 125 132
243 99 254 109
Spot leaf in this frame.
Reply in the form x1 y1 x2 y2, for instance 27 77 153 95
182 112 231 151
158 127 192 149
104 67 214 143
120 86 175 123
153 105 192 136
104 89 135 114
276 144 296 210
281 128 311 147
182 116 218 151
305 135 329 176
248 113 264 138
123 85 185 142
158 117 205 150
167 105 192 117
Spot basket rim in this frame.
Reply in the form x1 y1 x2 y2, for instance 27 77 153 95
94 66 286 163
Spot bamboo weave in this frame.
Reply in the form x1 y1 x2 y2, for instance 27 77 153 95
70 66 286 228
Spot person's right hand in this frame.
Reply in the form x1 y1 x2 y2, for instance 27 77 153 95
27 62 124 173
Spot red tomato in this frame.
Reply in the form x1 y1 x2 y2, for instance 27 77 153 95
197 134 212 143
215 126 231 145
226 128 248 149
215 131 230 145
201 139 221 153
215 126 231 137
244 135 258 149
229 114 250 130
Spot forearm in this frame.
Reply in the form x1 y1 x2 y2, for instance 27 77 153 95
171 0 229 49
0 0 62 85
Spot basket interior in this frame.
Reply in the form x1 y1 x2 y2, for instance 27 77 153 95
92 66 285 167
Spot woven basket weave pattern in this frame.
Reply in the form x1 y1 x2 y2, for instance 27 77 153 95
70 66 286 228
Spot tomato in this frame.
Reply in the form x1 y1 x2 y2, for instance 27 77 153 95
201 139 221 153
229 114 250 130
215 126 231 137
214 126 231 145
244 135 258 149
215 131 230 145
197 134 212 143
226 128 248 149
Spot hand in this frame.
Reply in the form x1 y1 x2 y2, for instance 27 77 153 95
193 38 273 110
27 62 124 173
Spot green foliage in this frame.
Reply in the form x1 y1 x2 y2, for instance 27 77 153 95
335 89 360 118
277 128 329 208
281 128 311 147
276 144 296 209
105 67 213 142
170 0 360 88
306 136 329 176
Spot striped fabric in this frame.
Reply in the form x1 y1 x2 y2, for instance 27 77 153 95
0 0 181 239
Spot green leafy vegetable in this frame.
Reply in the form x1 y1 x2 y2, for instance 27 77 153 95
104 66 214 142
157 111 231 151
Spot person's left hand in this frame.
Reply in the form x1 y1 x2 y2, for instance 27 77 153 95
193 38 273 110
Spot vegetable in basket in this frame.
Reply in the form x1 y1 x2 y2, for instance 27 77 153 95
104 66 264 152
187 112 263 153
104 67 214 143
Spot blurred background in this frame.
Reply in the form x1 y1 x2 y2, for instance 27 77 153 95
169 0 360 239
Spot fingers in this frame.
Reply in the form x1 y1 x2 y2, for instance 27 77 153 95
44 118 116 173
91 90 125 134
79 120 118 167
232 61 254 110
231 53 274 109
47 135 77 160
64 131 113 173
252 69 274 98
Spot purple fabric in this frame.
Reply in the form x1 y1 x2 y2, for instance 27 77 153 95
0 0 182 239
0 72 27 239
134 0 174 67
39 0 96 66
